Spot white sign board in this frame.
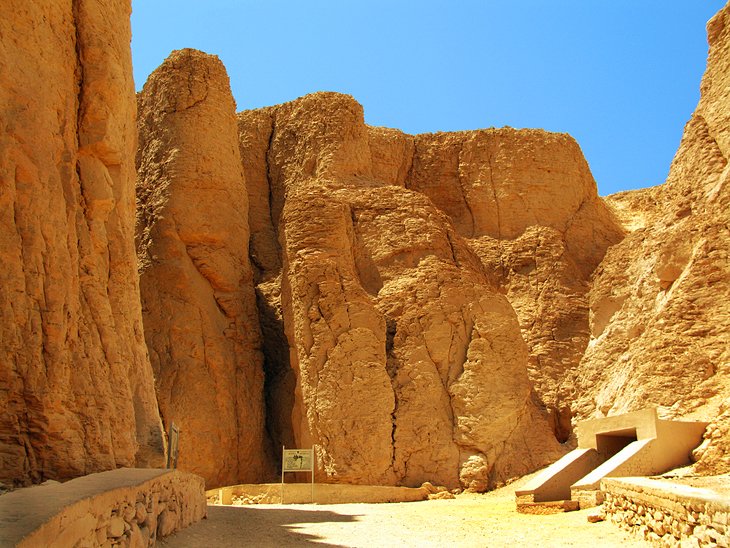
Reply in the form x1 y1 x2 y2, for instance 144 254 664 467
281 447 316 503
282 448 313 472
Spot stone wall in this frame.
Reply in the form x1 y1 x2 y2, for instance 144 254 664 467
0 468 206 547
209 482 442 505
602 477 730 547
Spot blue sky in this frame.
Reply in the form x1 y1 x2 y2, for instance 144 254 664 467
131 1 726 196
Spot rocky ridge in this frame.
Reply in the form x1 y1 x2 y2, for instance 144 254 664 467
573 4 730 473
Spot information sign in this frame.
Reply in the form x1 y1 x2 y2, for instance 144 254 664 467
167 422 180 469
282 449 313 472
281 446 316 503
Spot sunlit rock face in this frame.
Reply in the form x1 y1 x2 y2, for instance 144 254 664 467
0 0 164 486
233 90 624 489
6 0 725 493
139 48 632 488
405 128 625 442
136 49 273 489
573 3 730 475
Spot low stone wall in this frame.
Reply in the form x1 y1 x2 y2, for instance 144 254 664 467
209 482 438 505
602 477 730 547
0 468 206 547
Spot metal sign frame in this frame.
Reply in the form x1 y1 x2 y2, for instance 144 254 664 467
167 422 180 469
281 446 315 504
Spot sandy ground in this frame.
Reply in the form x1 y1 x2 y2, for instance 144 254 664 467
160 480 647 547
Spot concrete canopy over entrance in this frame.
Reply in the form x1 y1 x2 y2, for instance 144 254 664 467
515 408 708 510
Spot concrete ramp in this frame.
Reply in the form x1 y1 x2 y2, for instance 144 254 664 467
515 448 603 503
516 408 707 510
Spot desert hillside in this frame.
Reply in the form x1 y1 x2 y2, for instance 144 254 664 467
574 4 730 473
0 0 727 491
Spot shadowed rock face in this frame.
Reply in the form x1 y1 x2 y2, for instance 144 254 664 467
0 0 164 485
136 49 273 489
573 3 730 475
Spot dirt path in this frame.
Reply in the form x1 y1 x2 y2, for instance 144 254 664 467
160 482 646 547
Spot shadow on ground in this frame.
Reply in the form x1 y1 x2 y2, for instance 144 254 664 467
159 505 360 547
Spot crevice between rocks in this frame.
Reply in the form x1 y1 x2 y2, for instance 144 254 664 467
456 140 477 238
384 316 400 476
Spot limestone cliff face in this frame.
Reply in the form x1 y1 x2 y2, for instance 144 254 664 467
130 1 728 489
574 4 730 474
3 0 725 494
136 50 272 488
0 0 164 485
406 130 625 441
234 92 565 489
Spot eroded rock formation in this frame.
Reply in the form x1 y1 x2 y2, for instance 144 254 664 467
406 129 625 441
573 4 730 474
4 0 727 492
233 92 598 489
136 49 272 488
0 0 164 485
235 98 626 489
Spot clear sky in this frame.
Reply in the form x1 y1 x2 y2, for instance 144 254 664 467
130 1 726 196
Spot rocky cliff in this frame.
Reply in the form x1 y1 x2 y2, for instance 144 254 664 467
136 49 272 488
0 0 163 486
230 93 623 489
145 22 730 480
3 0 727 492
406 129 625 441
574 4 730 474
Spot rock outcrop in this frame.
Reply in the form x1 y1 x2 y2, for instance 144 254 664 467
143 59 625 488
5 0 724 492
136 49 272 488
573 3 730 474
0 0 164 485
406 129 625 441
235 93 581 489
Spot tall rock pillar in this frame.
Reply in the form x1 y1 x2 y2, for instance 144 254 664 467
136 49 272 488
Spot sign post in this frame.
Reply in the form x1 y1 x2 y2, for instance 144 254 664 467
167 422 180 469
281 446 315 504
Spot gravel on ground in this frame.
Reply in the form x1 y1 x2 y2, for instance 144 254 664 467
160 478 646 547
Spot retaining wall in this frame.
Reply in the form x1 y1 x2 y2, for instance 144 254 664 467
209 482 436 505
602 477 730 547
0 468 206 547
